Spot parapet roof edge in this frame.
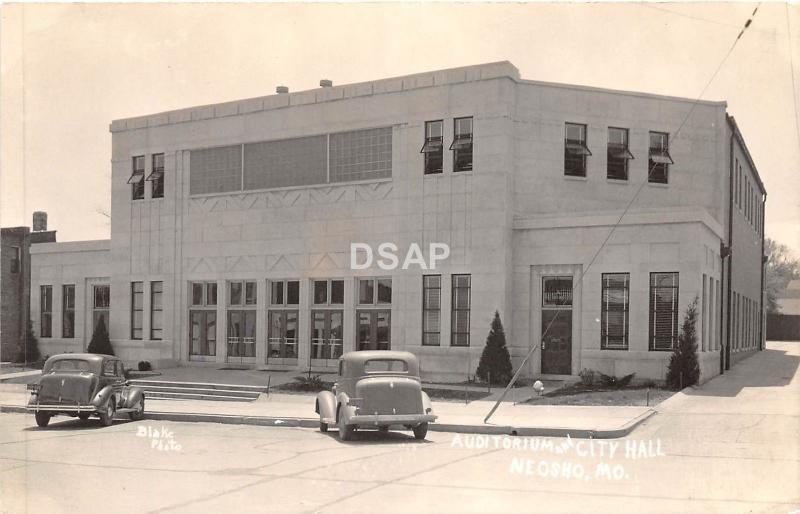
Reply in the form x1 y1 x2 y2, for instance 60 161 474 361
30 239 111 253
515 78 727 107
109 61 520 132
727 114 766 196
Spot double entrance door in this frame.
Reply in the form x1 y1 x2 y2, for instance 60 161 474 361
357 310 391 351
227 310 256 363
541 276 573 375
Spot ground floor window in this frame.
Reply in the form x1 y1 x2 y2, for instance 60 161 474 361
227 310 256 359
93 284 110 334
601 273 629 350
40 285 52 338
190 311 216 356
649 272 679 351
451 274 471 346
422 275 441 346
357 309 390 350
311 310 343 359
268 310 299 359
62 284 75 338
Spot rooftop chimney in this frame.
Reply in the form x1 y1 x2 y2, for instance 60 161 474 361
32 211 47 232
276 86 289 94
319 79 333 88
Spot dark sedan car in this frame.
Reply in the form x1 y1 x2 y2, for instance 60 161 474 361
27 353 145 427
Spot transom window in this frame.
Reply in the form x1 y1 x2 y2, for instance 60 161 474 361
564 123 591 177
421 120 444 175
648 132 673 184
358 277 392 305
229 281 257 306
270 279 300 306
451 116 473 172
129 155 145 200
313 279 344 305
607 128 633 181
191 282 217 306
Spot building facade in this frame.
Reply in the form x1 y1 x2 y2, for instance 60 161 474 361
1 220 56 361
28 62 766 382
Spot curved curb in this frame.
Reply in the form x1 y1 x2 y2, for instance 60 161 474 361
1 404 656 438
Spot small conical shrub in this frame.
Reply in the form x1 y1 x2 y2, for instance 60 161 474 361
666 297 700 390
87 316 114 355
15 319 41 364
476 311 513 385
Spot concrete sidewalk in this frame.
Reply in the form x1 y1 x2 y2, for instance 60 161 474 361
0 382 653 438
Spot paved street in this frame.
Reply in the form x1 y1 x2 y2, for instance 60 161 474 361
1 341 798 514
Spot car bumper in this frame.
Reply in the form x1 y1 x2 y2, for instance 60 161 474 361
27 403 97 413
349 413 437 426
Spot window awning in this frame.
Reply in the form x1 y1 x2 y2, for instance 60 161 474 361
649 149 674 164
449 135 473 150
127 171 144 184
420 138 443 154
608 144 634 160
146 170 164 181
565 141 592 156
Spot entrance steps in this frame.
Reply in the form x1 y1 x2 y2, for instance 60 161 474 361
129 379 268 402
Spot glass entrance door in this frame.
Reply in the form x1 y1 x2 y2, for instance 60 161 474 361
311 310 343 366
267 310 298 365
189 311 216 359
356 310 391 351
541 276 573 375
227 310 256 363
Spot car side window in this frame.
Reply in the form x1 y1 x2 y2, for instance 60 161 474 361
102 360 115 376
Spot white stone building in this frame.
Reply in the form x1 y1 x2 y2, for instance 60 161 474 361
29 61 766 382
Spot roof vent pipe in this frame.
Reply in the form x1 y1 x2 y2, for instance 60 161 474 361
319 79 333 88
276 86 289 94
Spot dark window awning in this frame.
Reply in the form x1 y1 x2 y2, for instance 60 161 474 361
420 138 443 154
649 149 674 164
608 144 635 160
565 141 592 156
146 170 164 181
127 171 144 184
449 135 473 150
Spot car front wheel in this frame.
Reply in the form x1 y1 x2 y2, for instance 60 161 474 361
99 397 115 426
130 397 145 421
338 414 354 441
35 411 51 428
413 422 428 440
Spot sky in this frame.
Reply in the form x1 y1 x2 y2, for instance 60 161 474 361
1 2 799 256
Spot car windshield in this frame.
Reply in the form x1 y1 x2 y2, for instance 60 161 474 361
50 360 92 372
364 359 409 374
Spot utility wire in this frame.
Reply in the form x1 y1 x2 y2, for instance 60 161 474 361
787 3 800 158
485 4 762 423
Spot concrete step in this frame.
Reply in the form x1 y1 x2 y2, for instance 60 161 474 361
144 391 256 402
130 379 268 394
129 380 268 402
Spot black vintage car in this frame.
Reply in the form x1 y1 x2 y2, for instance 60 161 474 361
27 354 145 427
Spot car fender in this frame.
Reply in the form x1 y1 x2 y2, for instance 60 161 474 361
92 385 115 409
123 387 145 409
335 392 357 424
421 390 434 415
316 390 336 421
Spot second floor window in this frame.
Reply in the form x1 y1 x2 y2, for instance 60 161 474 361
148 153 165 199
607 128 633 180
564 123 590 177
451 117 473 172
421 120 444 175
648 132 673 184
129 155 145 200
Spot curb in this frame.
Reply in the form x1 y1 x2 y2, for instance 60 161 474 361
1 404 656 438
0 370 42 382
